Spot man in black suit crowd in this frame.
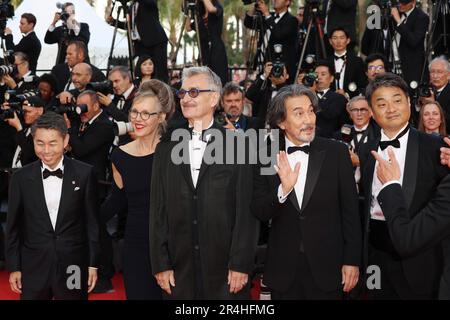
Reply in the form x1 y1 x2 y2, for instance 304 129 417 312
150 66 259 299
0 52 38 97
6 111 100 300
314 60 348 138
424 56 450 130
107 0 168 82
51 41 105 93
3 96 45 169
58 63 95 105
252 84 361 299
327 27 366 98
359 73 449 299
244 0 298 83
4 13 41 72
220 82 259 131
45 2 90 65
321 0 357 54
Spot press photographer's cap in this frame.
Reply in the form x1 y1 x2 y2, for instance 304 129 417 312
26 95 45 108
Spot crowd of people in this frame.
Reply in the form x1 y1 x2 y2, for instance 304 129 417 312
0 0 450 301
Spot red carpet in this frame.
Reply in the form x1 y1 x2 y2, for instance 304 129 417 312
0 271 126 300
0 271 261 300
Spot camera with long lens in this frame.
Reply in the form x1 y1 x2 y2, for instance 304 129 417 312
410 81 433 98
302 72 318 87
270 44 285 78
0 101 23 120
51 102 88 115
0 65 14 76
86 80 114 95
113 121 134 136
4 90 38 108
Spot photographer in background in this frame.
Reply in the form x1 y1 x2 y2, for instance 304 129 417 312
220 82 259 131
246 60 290 127
244 0 298 83
107 0 168 82
4 13 41 72
313 60 348 138
37 73 59 110
58 62 94 106
97 66 137 123
51 41 105 92
0 52 38 100
3 96 45 168
45 2 90 65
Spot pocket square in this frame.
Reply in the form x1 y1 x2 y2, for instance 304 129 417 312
74 187 80 191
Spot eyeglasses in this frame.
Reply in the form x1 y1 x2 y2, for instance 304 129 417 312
176 88 215 99
350 108 370 114
368 66 385 71
129 109 159 121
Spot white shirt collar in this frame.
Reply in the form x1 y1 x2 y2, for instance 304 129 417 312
276 11 287 20
436 84 448 93
22 31 33 37
123 85 135 100
88 109 103 125
405 7 415 18
355 123 369 131
285 136 311 149
41 156 64 172
335 50 347 58
380 123 409 141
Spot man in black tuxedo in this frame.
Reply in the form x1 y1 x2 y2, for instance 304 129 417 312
244 0 298 83
107 0 168 82
51 41 105 93
314 60 349 138
45 2 90 65
221 82 259 131
425 56 450 130
0 52 38 97
392 0 429 87
327 27 366 98
252 84 361 299
321 0 357 53
4 96 45 169
359 73 449 299
149 66 259 299
6 111 100 300
4 13 41 72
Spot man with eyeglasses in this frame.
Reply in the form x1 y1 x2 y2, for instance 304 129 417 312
58 62 93 105
0 52 38 96
150 66 258 299
365 54 387 82
424 56 450 130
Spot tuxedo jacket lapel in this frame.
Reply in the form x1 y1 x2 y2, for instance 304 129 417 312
300 140 325 213
54 157 76 232
402 129 419 210
28 161 54 232
362 138 380 209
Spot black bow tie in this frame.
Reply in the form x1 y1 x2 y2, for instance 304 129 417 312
43 168 63 179
287 145 310 154
334 55 346 61
378 125 410 151
351 127 367 135
188 127 209 143
274 13 280 19
116 94 125 101
317 91 325 96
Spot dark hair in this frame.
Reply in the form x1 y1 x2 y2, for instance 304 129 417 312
78 90 99 104
365 53 387 71
67 40 88 60
21 13 37 26
38 73 59 94
365 72 409 107
315 59 335 75
14 51 30 64
329 27 350 39
134 55 155 79
266 84 318 129
31 111 67 137
222 82 244 99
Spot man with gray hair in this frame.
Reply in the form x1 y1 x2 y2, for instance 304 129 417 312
149 66 259 299
426 56 450 130
252 84 361 299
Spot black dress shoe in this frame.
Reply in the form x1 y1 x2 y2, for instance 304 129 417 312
92 278 114 293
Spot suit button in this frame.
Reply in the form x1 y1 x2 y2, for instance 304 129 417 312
299 216 305 220
193 195 198 200
194 245 199 250
193 220 198 225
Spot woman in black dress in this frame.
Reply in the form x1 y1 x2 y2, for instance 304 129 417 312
133 55 155 88
110 80 174 299
186 0 229 85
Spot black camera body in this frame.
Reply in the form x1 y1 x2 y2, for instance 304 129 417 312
0 65 14 76
51 102 88 115
86 80 114 95
242 0 256 5
418 83 432 98
4 90 38 104
302 72 318 87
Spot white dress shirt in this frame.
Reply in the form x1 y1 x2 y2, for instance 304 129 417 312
370 124 409 221
189 119 214 188
42 157 64 230
277 137 310 210
334 51 347 90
